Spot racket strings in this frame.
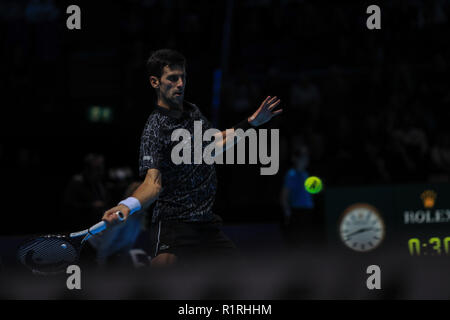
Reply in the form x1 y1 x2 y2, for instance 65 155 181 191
17 237 78 273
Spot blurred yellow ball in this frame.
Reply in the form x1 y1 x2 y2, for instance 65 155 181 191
304 176 323 194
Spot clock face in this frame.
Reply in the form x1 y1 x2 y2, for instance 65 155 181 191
339 203 385 252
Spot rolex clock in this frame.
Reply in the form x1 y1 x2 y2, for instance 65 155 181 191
338 203 386 252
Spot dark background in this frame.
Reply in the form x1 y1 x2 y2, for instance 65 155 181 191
1 0 449 235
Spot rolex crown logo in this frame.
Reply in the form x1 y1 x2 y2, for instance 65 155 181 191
420 190 437 209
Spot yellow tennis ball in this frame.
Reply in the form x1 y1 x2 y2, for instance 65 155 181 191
304 176 323 194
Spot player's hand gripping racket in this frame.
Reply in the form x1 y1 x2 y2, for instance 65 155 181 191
16 211 124 275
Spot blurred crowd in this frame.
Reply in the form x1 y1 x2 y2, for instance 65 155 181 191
1 0 450 235
219 0 450 186
2 0 449 187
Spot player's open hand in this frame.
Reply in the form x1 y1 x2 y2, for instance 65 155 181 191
248 96 283 127
102 204 130 224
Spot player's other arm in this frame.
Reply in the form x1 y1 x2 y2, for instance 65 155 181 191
212 96 283 155
102 168 162 223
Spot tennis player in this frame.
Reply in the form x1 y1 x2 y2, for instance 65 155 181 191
102 49 282 266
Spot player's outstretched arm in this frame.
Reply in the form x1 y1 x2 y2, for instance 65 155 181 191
102 168 162 223
213 96 283 155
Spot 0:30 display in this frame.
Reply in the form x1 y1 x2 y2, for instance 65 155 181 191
408 237 450 256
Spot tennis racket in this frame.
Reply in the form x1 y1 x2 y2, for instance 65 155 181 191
17 211 124 275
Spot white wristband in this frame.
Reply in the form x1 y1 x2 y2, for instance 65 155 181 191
119 197 142 215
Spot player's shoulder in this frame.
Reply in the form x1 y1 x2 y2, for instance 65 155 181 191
185 100 201 113
189 100 209 114
141 112 163 139
185 100 198 107
142 109 169 132
185 101 211 125
145 109 165 123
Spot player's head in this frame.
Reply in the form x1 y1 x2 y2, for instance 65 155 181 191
147 49 186 107
292 145 309 171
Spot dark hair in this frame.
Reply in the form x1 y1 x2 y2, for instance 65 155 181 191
146 49 186 78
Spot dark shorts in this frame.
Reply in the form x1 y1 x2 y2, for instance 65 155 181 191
149 215 237 262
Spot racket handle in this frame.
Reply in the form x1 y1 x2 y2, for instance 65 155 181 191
89 221 107 235
90 211 123 233
74 211 126 239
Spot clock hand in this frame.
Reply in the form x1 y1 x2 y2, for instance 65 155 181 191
345 227 373 239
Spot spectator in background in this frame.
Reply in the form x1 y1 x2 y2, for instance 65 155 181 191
361 142 391 184
289 75 321 127
224 73 261 123
290 76 321 108
389 112 429 182
324 66 350 106
62 153 112 229
231 81 252 117
384 130 418 183
25 0 59 23
280 143 315 249
108 166 135 205
391 63 416 96
429 132 450 182
431 0 448 25
303 123 325 168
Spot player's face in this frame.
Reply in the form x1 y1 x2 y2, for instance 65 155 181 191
158 65 186 106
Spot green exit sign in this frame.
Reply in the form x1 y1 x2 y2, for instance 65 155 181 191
87 106 113 123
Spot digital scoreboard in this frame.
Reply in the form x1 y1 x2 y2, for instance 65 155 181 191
325 183 450 257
